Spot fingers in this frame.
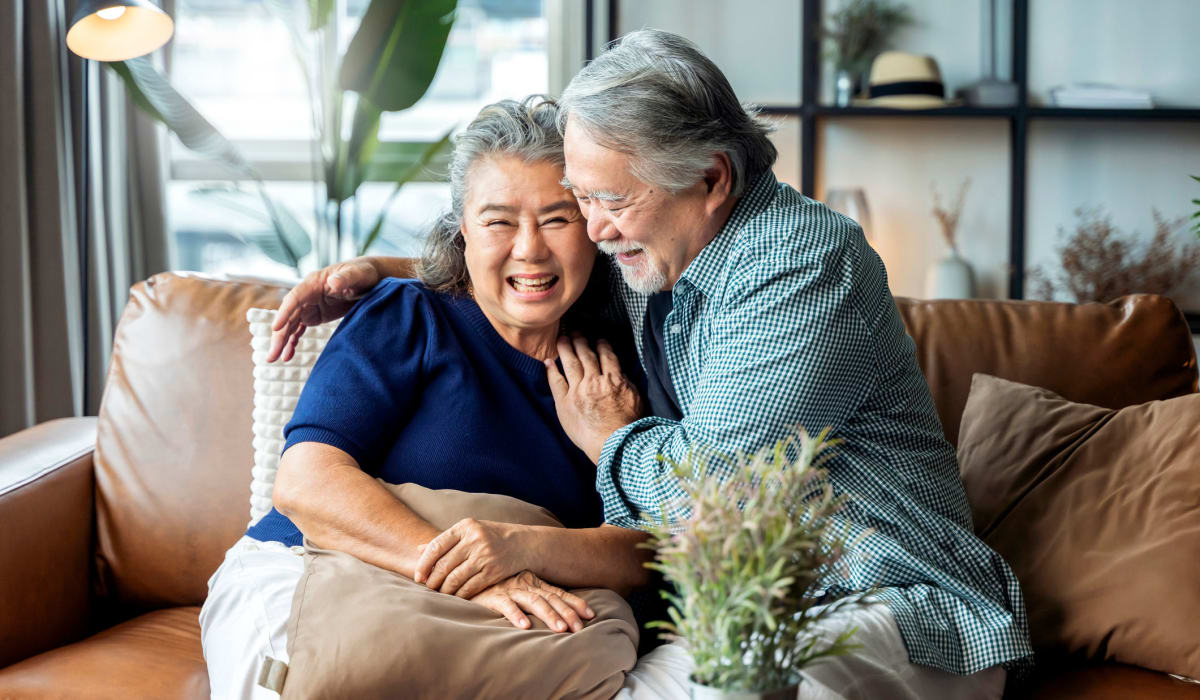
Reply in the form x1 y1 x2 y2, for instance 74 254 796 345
596 339 620 376
557 589 595 620
556 336 583 385
455 569 493 601
491 593 532 630
415 528 465 588
544 593 584 632
545 360 568 403
571 334 600 375
513 590 570 633
423 541 471 592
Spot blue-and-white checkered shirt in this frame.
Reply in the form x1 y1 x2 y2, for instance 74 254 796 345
598 171 1034 677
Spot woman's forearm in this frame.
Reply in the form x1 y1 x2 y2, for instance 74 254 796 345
522 525 653 597
273 442 440 578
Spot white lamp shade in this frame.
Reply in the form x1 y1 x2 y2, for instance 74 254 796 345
66 0 174 61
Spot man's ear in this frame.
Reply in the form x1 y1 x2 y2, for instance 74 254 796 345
702 152 734 214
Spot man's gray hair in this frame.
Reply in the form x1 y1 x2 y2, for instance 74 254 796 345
419 95 564 293
558 29 777 196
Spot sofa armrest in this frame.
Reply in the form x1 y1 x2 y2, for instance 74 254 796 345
0 417 97 669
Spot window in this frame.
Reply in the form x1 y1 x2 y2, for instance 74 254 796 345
166 0 556 279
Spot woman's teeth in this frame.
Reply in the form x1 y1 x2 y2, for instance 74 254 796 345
508 275 558 293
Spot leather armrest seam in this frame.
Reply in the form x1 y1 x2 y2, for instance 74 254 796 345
0 444 95 498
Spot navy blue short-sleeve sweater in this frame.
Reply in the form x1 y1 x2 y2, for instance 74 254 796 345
246 278 616 546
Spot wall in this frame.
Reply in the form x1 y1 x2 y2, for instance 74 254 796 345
615 0 1200 312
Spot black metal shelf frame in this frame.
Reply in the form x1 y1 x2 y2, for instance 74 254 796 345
594 0 1200 314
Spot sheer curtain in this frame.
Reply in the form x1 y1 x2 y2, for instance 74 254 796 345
0 0 171 437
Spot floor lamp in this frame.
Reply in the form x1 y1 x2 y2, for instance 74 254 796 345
64 0 173 412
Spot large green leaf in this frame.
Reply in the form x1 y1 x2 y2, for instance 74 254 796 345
191 185 312 268
338 0 456 112
337 96 383 202
108 58 311 269
308 0 335 29
357 127 455 256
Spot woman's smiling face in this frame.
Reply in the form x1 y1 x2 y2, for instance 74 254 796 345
461 155 596 353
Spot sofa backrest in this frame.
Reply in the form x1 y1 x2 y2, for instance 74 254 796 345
895 294 1198 446
92 270 1198 613
94 273 290 614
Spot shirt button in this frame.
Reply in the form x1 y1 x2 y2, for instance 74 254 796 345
669 324 681 334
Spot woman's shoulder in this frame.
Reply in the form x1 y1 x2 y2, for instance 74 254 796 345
339 277 447 333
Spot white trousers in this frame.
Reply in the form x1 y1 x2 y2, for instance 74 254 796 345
200 537 1006 700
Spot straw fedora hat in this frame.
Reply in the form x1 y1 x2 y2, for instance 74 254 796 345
861 51 957 108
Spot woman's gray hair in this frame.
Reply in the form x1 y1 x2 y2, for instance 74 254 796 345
557 29 777 197
419 95 564 293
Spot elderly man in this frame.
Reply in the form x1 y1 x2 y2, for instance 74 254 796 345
272 29 1032 699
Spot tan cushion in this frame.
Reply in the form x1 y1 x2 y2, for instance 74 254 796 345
895 294 1198 446
957 373 1200 679
0 607 208 699
282 483 638 700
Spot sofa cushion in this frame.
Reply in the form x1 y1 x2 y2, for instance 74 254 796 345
0 607 207 699
94 273 289 613
957 373 1200 679
895 294 1198 446
1022 663 1200 699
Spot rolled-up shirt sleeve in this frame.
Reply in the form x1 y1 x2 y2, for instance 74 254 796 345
596 241 877 529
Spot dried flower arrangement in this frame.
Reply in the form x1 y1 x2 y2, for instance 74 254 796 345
1028 207 1200 303
930 178 971 254
642 428 875 694
822 0 913 76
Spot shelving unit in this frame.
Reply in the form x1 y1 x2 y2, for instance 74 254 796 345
593 0 1200 332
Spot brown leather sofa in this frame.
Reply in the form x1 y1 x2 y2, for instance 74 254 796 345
1 270 1198 699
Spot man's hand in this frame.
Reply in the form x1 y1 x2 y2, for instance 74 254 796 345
469 571 593 633
266 258 381 362
545 335 643 464
414 518 530 599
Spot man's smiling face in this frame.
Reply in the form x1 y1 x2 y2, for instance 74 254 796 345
561 115 716 294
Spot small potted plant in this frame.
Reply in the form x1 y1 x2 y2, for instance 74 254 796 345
642 428 874 700
822 0 912 106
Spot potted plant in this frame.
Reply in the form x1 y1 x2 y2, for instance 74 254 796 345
821 0 912 106
642 428 875 700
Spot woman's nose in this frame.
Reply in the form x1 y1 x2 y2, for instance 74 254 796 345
512 224 549 261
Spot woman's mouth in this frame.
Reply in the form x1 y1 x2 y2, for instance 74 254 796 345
507 274 559 295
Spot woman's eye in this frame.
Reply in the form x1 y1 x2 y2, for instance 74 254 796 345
542 217 569 225
486 220 513 227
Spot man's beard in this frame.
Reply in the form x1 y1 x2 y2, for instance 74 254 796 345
598 240 667 294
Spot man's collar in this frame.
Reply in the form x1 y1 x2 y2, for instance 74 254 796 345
676 170 778 299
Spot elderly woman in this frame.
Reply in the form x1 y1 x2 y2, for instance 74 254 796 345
198 96 657 699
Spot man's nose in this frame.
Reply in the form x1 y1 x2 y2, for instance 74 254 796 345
586 209 617 243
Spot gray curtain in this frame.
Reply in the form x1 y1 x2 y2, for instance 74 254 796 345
0 0 170 438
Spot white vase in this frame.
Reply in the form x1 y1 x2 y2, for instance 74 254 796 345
924 252 976 299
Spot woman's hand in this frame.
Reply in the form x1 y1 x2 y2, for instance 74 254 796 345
469 571 594 633
413 518 530 599
266 258 381 362
545 335 643 464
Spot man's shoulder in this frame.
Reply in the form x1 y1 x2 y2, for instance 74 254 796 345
728 182 867 283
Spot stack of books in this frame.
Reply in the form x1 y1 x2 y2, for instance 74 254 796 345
1049 83 1154 109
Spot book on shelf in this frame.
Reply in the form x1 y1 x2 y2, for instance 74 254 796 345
1049 83 1154 109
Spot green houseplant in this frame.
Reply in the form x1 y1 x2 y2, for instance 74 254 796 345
110 0 458 274
642 428 874 699
1191 175 1199 237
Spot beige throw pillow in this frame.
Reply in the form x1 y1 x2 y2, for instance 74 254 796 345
282 482 639 699
957 373 1200 679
